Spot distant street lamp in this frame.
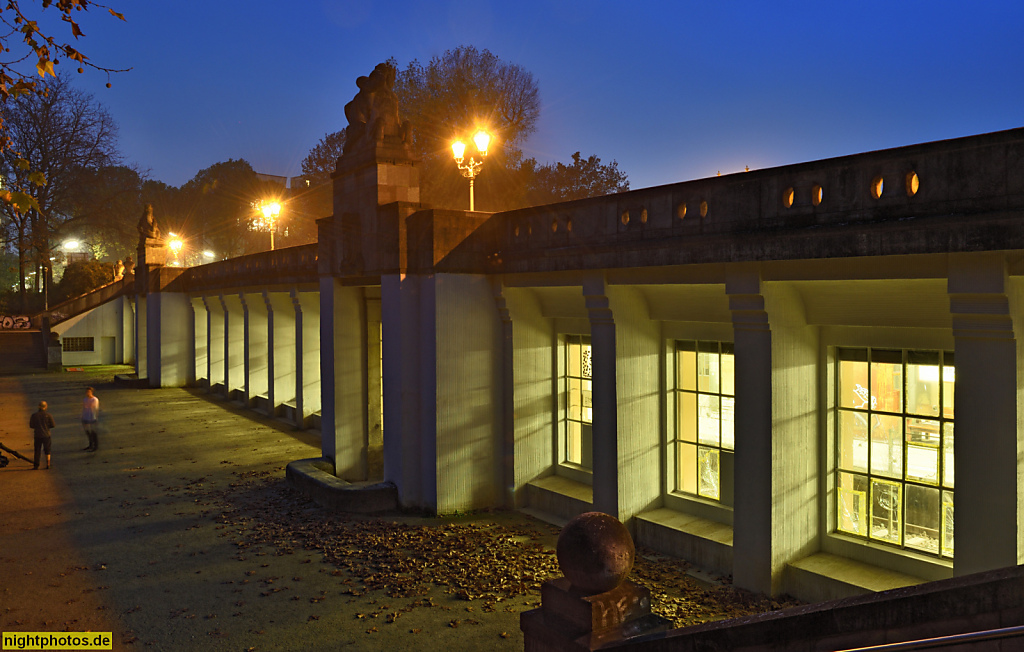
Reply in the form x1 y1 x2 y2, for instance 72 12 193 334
63 239 80 251
168 232 184 266
260 201 281 250
451 129 492 211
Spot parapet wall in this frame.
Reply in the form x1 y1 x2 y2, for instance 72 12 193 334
447 127 1024 275
611 564 1024 651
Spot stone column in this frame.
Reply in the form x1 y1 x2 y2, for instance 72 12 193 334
203 296 224 390
265 291 296 417
220 294 245 400
243 292 269 407
584 276 618 518
728 269 773 594
319 278 369 479
146 291 193 388
493 280 516 509
134 294 147 379
380 273 434 509
948 252 1022 574
294 290 322 427
190 297 208 388
728 268 819 597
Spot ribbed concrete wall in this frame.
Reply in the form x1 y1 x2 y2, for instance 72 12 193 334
505 287 555 507
607 285 663 525
434 274 503 513
243 292 269 401
190 298 207 384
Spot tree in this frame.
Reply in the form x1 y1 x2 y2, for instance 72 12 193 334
53 258 110 304
390 46 541 211
291 129 345 229
0 71 119 308
300 129 345 185
303 48 631 214
523 152 629 205
0 2 126 211
64 164 147 262
178 159 302 258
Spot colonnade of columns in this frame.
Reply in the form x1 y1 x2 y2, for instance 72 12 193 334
190 288 321 429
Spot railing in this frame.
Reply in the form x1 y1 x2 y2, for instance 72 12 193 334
464 127 1024 273
182 243 318 292
840 624 1024 651
35 276 133 328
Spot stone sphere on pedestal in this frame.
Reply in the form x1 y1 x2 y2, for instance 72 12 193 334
555 511 635 594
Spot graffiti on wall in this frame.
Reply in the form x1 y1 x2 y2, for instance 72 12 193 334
0 315 31 330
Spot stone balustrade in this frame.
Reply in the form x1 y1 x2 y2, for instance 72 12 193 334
448 127 1024 274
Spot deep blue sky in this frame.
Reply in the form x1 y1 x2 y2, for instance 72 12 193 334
65 1 1024 191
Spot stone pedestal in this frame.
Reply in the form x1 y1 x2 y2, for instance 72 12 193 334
136 238 167 296
522 512 670 650
520 578 670 651
138 237 167 268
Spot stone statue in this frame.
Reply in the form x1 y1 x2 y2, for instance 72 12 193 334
343 62 411 154
137 204 161 241
113 259 125 281
124 255 135 276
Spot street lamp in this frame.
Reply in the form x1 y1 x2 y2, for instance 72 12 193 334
451 129 492 211
168 232 184 266
260 201 281 250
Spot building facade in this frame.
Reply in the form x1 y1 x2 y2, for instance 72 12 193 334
127 127 1024 604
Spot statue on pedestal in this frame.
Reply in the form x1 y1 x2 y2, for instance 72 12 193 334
137 203 161 241
136 204 167 268
342 62 412 155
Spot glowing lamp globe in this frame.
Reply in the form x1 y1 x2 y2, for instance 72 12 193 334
473 130 490 155
451 140 466 161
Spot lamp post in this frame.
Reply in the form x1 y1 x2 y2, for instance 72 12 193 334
261 202 281 250
451 129 491 211
168 233 183 266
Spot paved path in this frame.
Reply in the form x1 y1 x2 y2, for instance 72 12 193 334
0 368 544 651
1 368 789 651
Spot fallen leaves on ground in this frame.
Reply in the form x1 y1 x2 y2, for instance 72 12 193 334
202 470 798 628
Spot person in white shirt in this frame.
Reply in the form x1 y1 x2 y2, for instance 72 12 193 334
81 387 100 452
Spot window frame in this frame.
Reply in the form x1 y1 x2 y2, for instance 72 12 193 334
665 339 736 519
62 336 95 352
832 347 955 560
556 333 593 484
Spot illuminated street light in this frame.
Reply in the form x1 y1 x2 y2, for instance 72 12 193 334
203 250 216 260
256 201 282 251
451 128 492 212
168 232 184 267
63 239 80 251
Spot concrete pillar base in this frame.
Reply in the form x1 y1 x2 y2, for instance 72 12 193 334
520 578 670 651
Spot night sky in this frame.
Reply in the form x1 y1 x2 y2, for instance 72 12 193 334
64 1 1024 191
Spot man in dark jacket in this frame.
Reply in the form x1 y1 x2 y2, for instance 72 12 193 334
29 401 56 470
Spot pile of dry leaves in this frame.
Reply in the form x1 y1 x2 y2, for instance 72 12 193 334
208 471 798 628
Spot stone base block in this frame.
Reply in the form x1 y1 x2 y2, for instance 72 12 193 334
521 579 670 651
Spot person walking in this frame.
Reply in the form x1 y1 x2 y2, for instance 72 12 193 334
81 387 100 452
30 401 56 470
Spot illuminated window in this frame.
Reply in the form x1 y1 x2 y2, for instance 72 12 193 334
62 337 94 352
562 335 592 470
835 348 954 558
672 341 734 501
